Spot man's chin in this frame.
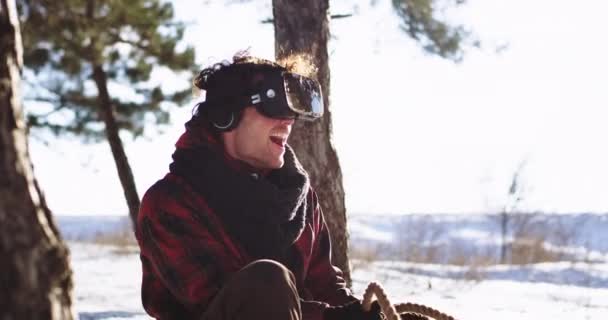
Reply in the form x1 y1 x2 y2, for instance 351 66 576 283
269 158 285 169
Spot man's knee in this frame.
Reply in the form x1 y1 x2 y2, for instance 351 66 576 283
240 259 295 289
203 260 301 320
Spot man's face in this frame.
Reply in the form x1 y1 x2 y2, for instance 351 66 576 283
222 106 295 170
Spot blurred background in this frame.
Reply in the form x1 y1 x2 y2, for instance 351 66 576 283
24 0 608 217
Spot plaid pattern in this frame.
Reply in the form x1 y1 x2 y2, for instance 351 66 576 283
136 170 355 320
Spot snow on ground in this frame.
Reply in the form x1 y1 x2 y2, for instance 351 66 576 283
62 214 608 320
69 243 148 320
352 261 608 320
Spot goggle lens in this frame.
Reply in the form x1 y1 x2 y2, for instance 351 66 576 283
283 73 324 121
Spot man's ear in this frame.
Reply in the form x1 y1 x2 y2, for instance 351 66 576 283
212 111 236 131
208 106 242 132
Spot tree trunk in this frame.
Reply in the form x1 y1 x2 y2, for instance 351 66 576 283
91 66 140 227
500 211 508 264
273 0 351 284
0 1 74 318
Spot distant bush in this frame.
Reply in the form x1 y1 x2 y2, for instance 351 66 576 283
390 216 499 267
92 228 137 247
90 226 138 255
349 213 583 270
507 214 579 264
394 217 445 263
349 245 381 272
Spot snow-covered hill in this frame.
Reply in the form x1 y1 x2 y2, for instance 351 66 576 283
59 213 608 320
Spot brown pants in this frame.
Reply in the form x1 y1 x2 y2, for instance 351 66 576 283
201 259 302 320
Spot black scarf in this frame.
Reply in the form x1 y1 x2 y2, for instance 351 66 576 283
169 138 310 261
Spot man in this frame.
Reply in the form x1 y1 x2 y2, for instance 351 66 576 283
136 55 384 320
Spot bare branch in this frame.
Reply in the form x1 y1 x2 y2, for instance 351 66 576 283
261 13 353 24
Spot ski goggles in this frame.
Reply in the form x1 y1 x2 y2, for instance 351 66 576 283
203 69 324 121
248 71 324 121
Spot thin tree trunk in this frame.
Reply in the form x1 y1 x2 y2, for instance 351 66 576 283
92 65 140 227
273 0 351 284
0 1 74 318
500 211 508 264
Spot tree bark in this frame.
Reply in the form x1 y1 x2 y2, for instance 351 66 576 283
0 0 74 318
273 0 351 284
92 65 140 227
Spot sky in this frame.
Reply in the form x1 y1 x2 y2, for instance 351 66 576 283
27 0 608 216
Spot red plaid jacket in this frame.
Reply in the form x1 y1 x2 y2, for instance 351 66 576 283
136 130 355 319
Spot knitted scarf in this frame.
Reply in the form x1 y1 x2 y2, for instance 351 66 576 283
169 123 310 261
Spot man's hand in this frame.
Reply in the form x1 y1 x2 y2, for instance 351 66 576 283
323 300 385 320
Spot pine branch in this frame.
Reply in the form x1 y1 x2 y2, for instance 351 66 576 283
108 32 152 53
